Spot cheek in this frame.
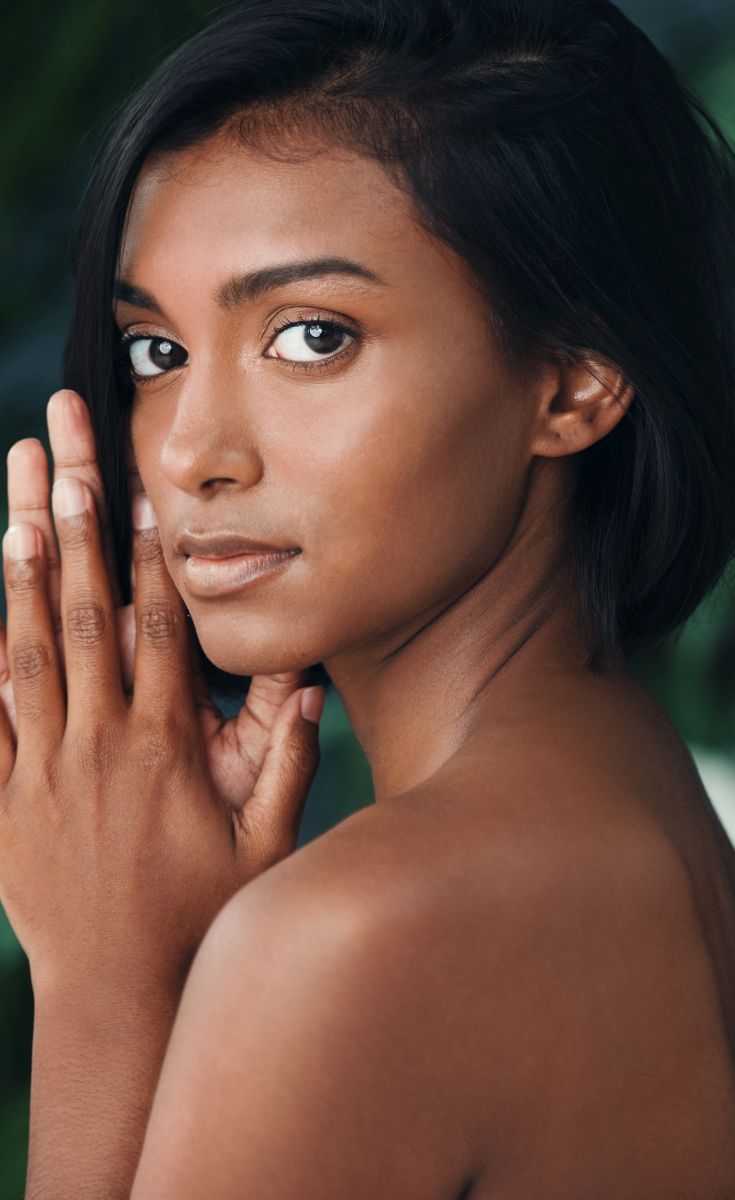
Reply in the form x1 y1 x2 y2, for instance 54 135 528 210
129 409 165 500
311 371 526 621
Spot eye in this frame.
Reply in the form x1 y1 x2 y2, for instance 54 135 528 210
265 314 357 369
118 334 188 380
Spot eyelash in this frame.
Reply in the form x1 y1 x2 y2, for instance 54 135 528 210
113 311 360 386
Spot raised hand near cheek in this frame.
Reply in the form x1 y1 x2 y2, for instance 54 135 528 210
1 389 140 730
0 391 325 1002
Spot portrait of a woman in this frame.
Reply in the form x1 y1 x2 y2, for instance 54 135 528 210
0 0 733 1195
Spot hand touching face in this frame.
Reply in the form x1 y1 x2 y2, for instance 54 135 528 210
0 390 324 997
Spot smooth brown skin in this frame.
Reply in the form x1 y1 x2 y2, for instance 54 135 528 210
1 388 326 1192
4 123 735 1198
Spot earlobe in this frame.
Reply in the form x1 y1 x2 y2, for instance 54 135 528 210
530 353 635 458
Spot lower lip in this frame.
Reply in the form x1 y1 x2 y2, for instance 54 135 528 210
183 550 299 597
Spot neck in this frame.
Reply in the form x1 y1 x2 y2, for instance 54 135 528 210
323 464 618 803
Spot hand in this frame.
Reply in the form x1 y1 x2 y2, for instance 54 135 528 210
0 389 325 999
5 391 312 815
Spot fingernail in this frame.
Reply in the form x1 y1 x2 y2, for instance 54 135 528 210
4 524 39 560
52 477 90 518
301 686 325 725
132 494 157 530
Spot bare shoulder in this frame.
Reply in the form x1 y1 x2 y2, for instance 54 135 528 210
387 747 735 1195
134 770 735 1198
133 802 488 1199
227 768 735 1195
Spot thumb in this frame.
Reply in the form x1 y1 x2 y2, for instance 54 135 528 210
234 685 325 872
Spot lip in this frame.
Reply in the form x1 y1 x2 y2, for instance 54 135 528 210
176 531 298 558
183 549 299 598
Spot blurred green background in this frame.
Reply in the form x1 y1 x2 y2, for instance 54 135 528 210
0 1 734 1191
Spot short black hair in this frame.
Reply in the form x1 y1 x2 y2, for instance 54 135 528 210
63 0 735 699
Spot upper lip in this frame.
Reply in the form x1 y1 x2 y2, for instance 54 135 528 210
176 532 299 559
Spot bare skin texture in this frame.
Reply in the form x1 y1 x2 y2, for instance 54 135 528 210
1 126 734 1198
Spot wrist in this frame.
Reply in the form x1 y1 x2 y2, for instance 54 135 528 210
31 963 182 1046
31 948 186 1013
26 970 180 1200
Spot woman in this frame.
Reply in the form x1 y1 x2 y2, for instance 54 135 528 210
1 0 734 1195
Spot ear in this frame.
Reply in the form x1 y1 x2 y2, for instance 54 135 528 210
529 353 635 458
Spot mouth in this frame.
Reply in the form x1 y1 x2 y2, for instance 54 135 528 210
176 530 298 558
182 548 300 598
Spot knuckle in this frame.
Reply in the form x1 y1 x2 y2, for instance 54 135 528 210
11 638 53 682
276 742 299 780
131 705 191 771
137 727 176 772
5 557 43 595
29 753 60 802
58 512 95 551
280 737 312 780
134 529 164 566
66 600 108 647
73 724 116 777
138 600 183 646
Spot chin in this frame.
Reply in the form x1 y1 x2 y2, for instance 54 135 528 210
194 624 318 679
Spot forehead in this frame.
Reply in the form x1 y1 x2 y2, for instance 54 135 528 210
117 130 466 297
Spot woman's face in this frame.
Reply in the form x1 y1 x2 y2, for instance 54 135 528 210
115 130 538 676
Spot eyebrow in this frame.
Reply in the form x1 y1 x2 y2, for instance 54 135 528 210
112 256 390 315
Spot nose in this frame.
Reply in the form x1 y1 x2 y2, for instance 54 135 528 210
158 380 264 496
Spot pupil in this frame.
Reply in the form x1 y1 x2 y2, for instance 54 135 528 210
304 322 343 355
150 338 185 370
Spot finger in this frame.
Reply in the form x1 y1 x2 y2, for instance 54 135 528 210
0 613 62 744
235 685 324 868
7 438 61 631
130 495 192 717
51 477 125 720
124 408 144 597
208 670 311 798
229 669 311 760
242 670 311 734
7 440 71 682
2 523 65 752
47 390 123 609
116 604 136 695
0 612 17 743
0 615 15 782
122 409 144 500
188 632 225 740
